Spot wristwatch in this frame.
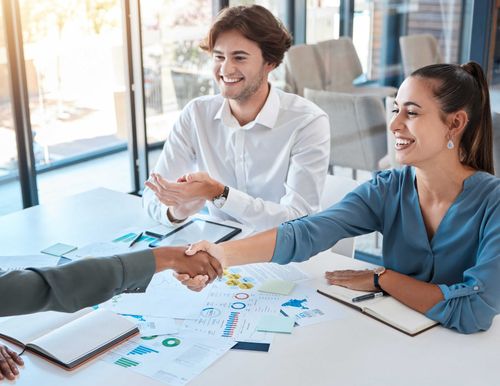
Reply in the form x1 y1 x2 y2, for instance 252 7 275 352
212 186 229 209
373 266 386 289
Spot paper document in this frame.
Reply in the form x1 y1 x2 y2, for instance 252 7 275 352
281 282 347 327
99 271 209 319
122 315 178 337
101 334 234 386
0 255 60 271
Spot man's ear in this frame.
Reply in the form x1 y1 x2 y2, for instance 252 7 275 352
448 110 469 137
264 62 276 73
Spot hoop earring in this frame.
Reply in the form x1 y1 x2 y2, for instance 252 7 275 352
447 139 455 150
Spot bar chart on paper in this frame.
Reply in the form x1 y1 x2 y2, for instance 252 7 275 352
128 345 160 355
222 312 239 338
114 357 140 368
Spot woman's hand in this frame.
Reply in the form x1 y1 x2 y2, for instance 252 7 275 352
174 241 227 292
0 345 23 381
325 269 378 292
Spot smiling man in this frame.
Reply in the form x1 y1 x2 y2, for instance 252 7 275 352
143 5 330 231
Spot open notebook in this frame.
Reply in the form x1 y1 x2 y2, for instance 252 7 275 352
0 308 138 369
317 285 438 336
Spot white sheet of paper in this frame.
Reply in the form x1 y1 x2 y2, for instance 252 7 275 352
0 255 60 271
280 281 347 327
99 271 209 319
101 333 234 386
122 315 179 336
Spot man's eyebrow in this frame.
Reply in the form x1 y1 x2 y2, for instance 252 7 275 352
394 101 422 108
212 50 250 56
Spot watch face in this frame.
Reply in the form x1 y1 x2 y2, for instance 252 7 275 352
374 267 386 276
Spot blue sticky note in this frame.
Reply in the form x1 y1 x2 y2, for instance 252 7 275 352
257 314 295 334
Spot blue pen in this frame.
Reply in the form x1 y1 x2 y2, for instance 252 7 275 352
129 232 143 248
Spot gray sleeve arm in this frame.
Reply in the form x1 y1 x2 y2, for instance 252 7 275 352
0 250 156 317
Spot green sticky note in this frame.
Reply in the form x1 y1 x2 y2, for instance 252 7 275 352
257 315 295 334
258 280 295 295
41 243 77 257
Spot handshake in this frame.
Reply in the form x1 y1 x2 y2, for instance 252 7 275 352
154 241 225 292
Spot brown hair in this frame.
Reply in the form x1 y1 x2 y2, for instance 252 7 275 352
411 62 494 174
200 5 292 67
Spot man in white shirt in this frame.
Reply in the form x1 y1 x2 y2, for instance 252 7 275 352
143 5 330 231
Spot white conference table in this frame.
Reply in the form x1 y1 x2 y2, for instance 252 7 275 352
0 188 499 386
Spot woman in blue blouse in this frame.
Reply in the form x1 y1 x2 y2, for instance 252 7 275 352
180 62 499 334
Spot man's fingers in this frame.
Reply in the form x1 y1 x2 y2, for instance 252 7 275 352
204 263 218 283
0 347 16 380
145 180 160 194
185 172 206 182
5 348 23 366
209 256 223 277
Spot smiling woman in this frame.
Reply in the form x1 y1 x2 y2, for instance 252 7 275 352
178 62 499 334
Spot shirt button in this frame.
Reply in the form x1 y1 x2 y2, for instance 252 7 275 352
473 286 479 291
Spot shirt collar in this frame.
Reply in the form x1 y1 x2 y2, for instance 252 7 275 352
214 84 280 130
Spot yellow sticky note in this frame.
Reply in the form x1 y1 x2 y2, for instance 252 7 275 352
258 280 295 295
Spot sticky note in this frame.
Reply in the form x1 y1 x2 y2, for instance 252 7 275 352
258 280 295 295
257 314 295 334
41 243 77 257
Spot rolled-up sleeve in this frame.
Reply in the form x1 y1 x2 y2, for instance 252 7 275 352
426 199 500 333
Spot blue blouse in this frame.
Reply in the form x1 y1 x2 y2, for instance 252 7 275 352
272 166 500 334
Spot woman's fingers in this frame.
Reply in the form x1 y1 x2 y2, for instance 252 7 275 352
185 241 211 256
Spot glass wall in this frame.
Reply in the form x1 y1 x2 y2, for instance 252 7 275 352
141 0 214 169
353 0 463 85
17 0 132 202
306 0 340 44
0 4 23 215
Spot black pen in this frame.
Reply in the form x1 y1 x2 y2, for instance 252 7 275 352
352 291 384 303
145 230 163 239
129 232 143 248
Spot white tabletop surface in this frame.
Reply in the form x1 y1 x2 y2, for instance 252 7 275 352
1 188 498 386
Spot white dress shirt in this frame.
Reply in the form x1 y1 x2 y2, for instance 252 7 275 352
142 85 330 231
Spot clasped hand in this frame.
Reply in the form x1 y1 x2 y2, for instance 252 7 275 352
145 172 223 220
175 241 226 292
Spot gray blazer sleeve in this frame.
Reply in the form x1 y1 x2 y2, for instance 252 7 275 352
0 250 156 317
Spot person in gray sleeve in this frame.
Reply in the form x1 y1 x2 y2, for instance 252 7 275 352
0 246 221 380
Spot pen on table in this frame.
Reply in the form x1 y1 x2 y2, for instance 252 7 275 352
352 291 384 303
129 232 143 248
145 230 163 239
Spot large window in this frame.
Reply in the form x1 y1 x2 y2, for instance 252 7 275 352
0 4 23 215
353 0 463 85
141 0 214 169
17 0 132 202
306 0 340 44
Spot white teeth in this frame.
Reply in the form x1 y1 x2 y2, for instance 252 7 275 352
395 139 413 145
222 77 241 83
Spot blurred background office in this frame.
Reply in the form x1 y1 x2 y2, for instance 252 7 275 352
1 0 499 260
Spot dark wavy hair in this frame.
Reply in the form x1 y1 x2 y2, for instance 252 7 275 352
411 62 494 174
200 5 292 67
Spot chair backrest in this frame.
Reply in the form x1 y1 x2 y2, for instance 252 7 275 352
315 37 363 92
320 174 359 258
283 44 323 96
492 112 500 177
305 88 387 172
399 34 442 77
